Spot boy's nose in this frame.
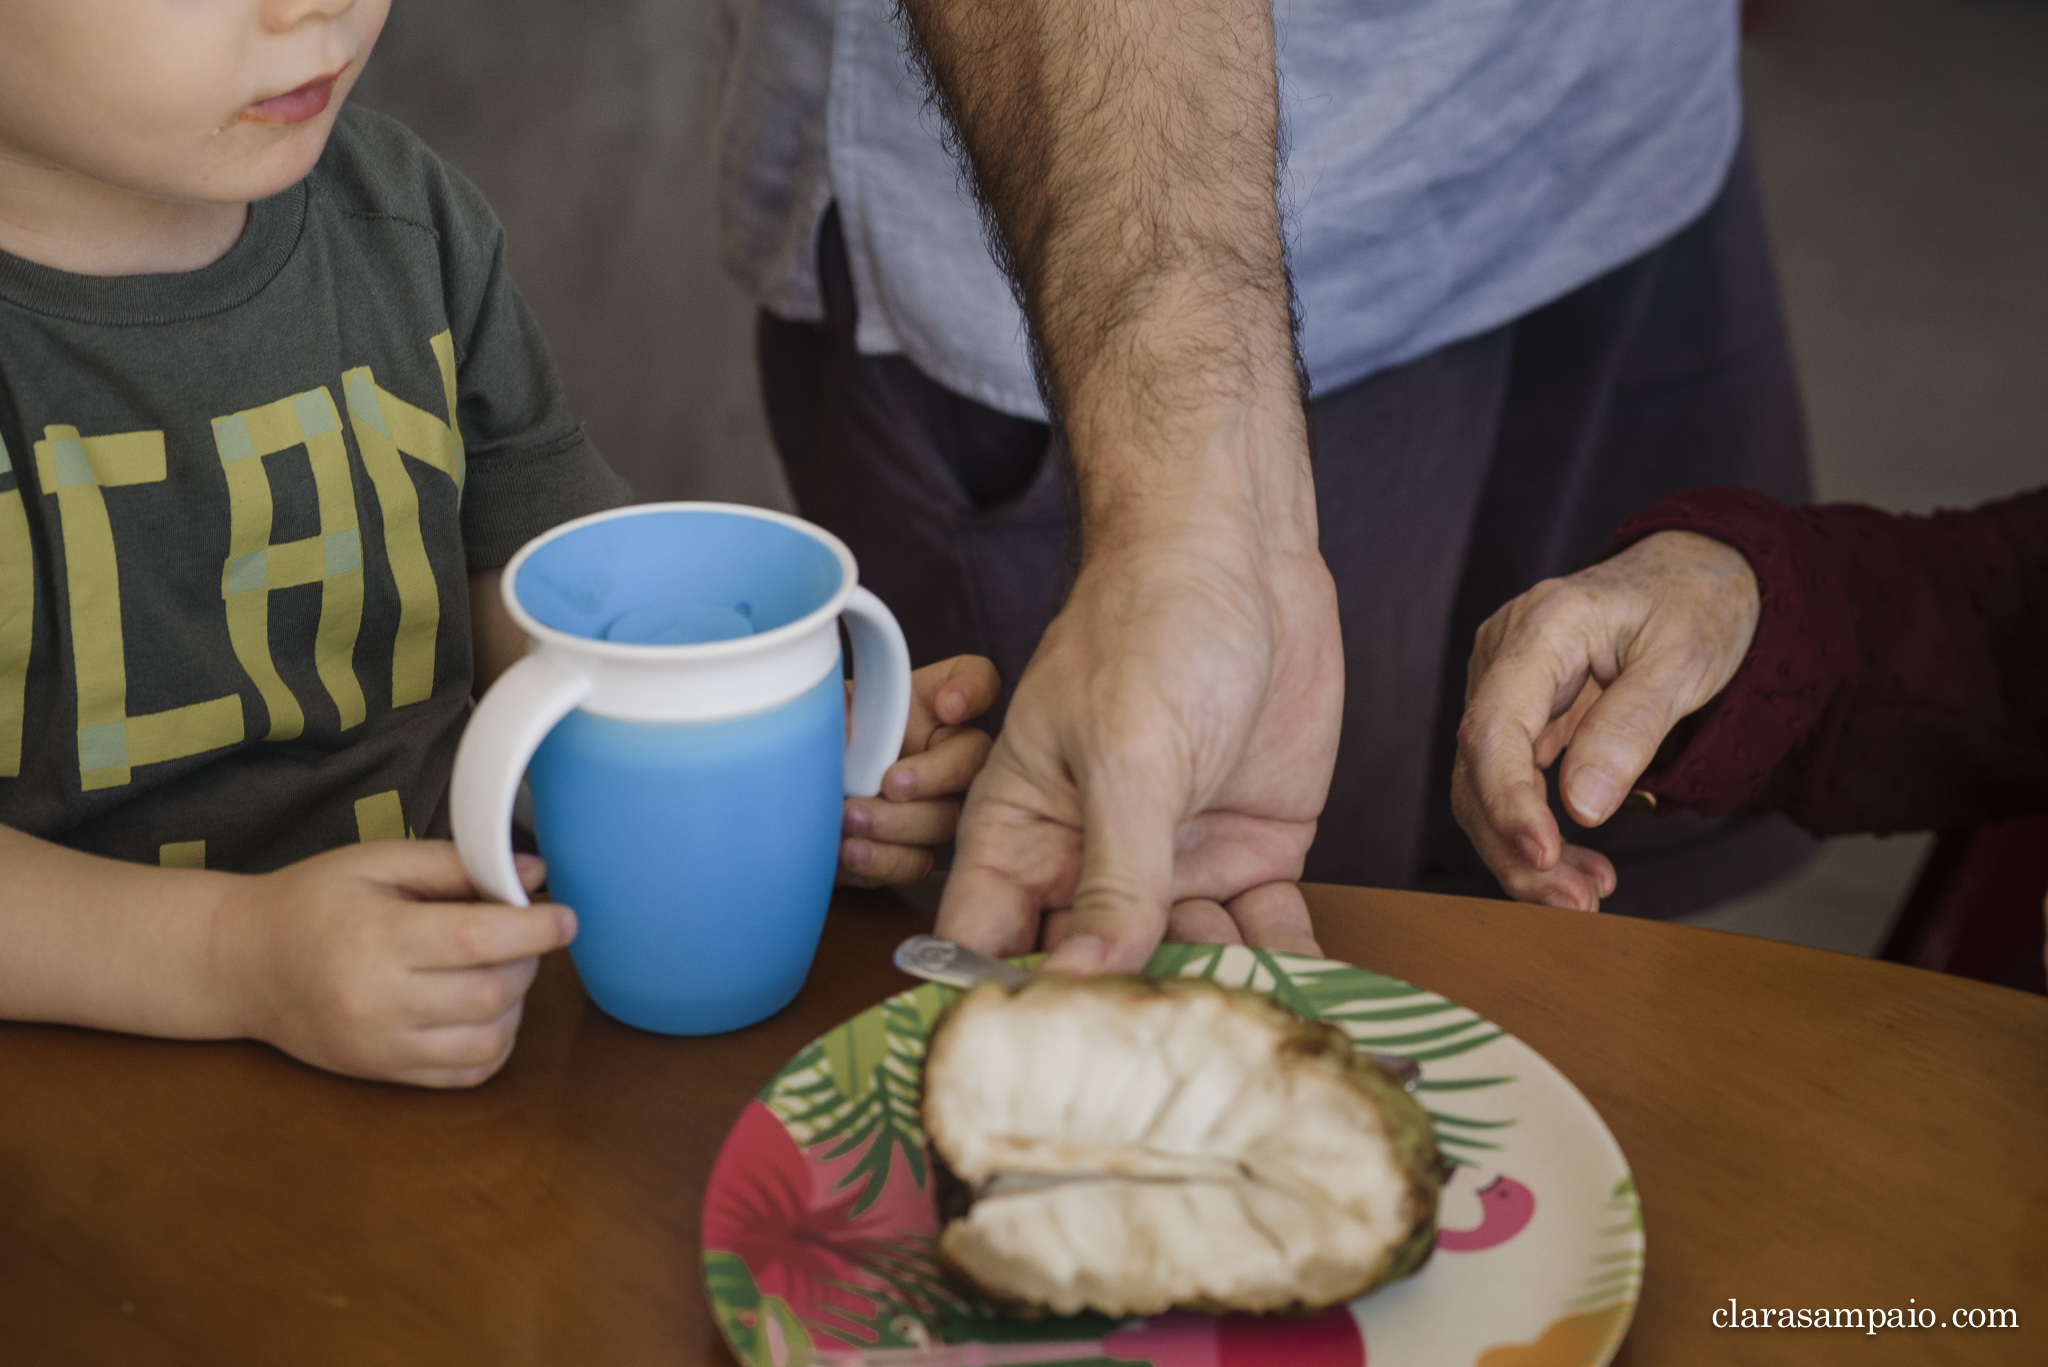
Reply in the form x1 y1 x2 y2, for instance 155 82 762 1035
260 0 363 35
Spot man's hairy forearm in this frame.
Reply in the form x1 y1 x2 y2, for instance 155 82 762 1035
901 0 1309 538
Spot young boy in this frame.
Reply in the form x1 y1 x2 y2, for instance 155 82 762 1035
0 0 997 1087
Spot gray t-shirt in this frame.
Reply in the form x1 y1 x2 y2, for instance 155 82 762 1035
712 0 1741 419
0 105 630 871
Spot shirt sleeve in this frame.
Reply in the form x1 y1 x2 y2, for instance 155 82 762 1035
1599 485 2048 836
431 161 633 568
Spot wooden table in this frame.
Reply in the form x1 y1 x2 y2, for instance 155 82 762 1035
2 886 2042 1365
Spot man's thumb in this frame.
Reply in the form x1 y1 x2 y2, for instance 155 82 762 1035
1041 773 1176 974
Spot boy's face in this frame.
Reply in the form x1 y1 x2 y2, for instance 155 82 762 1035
0 0 391 209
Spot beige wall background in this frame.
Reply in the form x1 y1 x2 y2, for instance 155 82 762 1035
353 0 789 511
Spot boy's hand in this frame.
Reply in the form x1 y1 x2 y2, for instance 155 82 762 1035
839 655 1000 887
215 842 575 1088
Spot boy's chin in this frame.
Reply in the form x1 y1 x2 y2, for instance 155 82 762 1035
201 116 342 203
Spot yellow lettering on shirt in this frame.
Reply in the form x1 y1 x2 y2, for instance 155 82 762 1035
354 789 410 843
0 433 32 777
212 387 367 740
159 840 206 869
342 330 466 709
33 426 245 791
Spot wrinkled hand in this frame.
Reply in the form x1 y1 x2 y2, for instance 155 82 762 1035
1453 531 1761 911
935 527 1342 972
839 655 1001 887
216 841 574 1087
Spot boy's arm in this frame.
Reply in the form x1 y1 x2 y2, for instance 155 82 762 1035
0 824 572 1086
0 571 561 1084
0 824 243 1039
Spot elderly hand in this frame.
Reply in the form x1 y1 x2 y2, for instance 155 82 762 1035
1452 530 1761 911
934 518 1342 972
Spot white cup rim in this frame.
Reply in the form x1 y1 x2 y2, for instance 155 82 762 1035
499 501 859 664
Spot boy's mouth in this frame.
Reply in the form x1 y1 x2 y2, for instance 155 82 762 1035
241 69 345 127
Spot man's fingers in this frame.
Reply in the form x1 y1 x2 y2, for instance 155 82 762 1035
936 768 1073 958
935 857 1045 958
1042 764 1177 974
1163 898 1242 945
1225 881 1320 955
404 901 577 970
1555 656 1697 826
939 737 1089 956
1039 908 1074 952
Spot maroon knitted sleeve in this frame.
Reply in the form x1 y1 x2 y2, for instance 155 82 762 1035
1598 486 2048 836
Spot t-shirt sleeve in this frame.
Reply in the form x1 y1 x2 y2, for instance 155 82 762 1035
430 162 632 568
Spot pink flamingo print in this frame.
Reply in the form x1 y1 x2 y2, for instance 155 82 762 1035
1436 1170 1536 1253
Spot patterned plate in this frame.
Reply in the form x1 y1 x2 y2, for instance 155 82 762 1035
702 945 1642 1367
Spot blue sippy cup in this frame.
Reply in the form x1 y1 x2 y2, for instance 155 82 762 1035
451 504 911 1035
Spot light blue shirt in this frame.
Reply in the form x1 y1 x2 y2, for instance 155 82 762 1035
711 0 1740 421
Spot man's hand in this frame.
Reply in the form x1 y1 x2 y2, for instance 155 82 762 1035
1452 531 1761 911
839 655 1000 887
938 531 1338 970
217 841 574 1088
905 0 1339 968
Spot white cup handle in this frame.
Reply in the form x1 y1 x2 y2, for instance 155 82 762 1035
451 651 594 905
841 586 913 798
